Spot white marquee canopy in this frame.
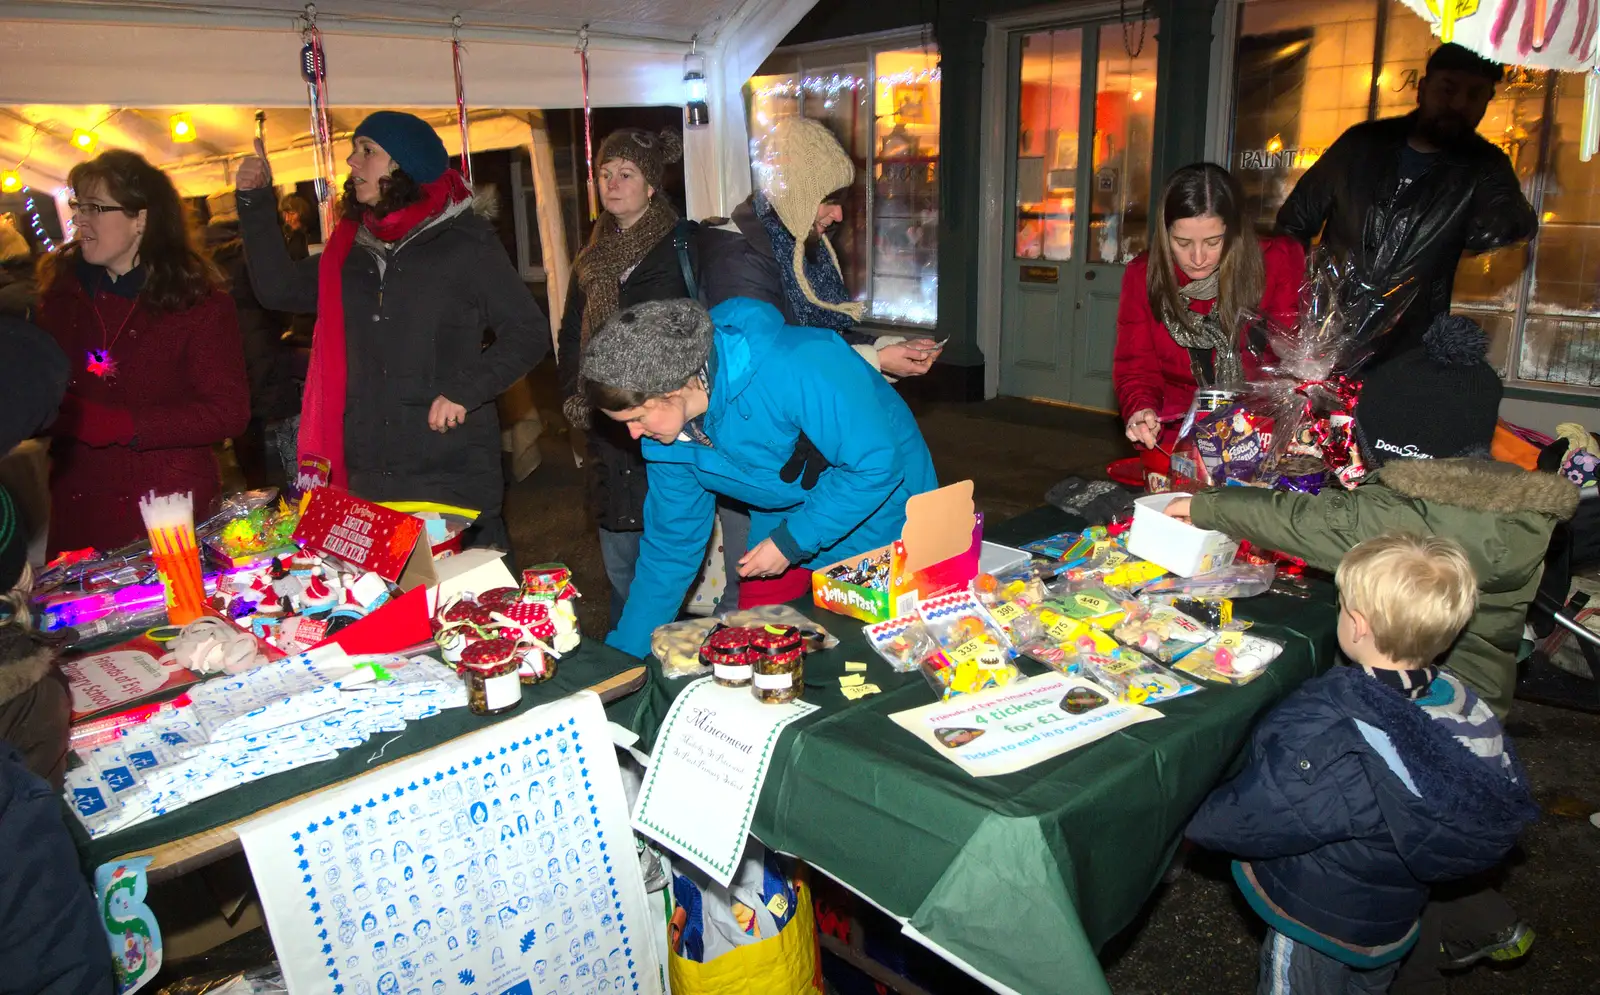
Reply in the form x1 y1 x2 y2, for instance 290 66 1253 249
0 0 819 217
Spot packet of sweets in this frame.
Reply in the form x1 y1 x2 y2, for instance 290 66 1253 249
917 591 1019 699
1039 582 1128 628
1110 602 1214 662
1081 647 1201 704
864 615 942 674
1020 531 1093 561
1173 632 1283 685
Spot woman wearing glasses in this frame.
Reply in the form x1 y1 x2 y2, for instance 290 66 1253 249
36 149 249 556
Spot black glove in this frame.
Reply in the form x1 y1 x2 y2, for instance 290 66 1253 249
779 431 831 490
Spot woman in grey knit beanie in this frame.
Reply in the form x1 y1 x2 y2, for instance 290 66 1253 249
581 297 938 658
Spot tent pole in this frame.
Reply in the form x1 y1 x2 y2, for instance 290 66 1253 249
526 110 571 354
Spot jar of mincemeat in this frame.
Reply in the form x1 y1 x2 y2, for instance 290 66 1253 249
749 624 804 704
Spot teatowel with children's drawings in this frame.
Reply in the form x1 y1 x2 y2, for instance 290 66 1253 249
237 690 663 995
630 677 816 887
64 650 468 839
890 673 1163 777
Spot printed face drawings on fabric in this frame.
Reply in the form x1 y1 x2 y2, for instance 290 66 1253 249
279 718 639 994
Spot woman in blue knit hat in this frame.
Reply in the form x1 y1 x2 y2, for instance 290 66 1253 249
234 111 548 553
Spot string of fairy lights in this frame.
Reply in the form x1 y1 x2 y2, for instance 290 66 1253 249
2 110 195 252
750 66 942 103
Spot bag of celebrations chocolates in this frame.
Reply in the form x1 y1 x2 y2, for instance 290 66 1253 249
1191 404 1274 484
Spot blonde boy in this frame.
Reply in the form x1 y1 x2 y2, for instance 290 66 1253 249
1187 534 1537 995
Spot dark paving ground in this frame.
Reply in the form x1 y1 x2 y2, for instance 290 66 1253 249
170 369 1600 993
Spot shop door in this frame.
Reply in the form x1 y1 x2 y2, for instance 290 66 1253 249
999 18 1159 409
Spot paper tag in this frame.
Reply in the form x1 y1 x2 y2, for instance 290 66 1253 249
753 672 793 690
1075 593 1112 615
841 683 882 701
1046 619 1079 643
991 602 1024 623
714 663 753 681
484 670 520 711
946 638 988 665
844 661 869 673
838 674 866 688
1100 551 1129 568
766 893 791 918
1218 630 1245 648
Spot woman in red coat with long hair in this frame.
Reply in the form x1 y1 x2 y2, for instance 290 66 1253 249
37 150 249 555
1113 163 1304 450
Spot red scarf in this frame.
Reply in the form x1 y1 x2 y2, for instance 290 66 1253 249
298 170 473 486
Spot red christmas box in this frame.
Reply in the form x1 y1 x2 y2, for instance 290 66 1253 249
293 489 438 590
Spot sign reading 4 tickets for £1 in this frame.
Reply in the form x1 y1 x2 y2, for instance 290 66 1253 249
238 692 662 995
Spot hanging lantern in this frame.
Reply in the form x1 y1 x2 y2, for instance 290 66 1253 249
684 38 710 128
71 129 98 154
170 112 196 144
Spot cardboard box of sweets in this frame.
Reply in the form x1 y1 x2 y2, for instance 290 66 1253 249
811 481 983 624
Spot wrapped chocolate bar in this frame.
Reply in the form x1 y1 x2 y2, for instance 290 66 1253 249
1272 455 1330 494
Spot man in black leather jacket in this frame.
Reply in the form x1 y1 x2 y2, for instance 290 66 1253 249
1277 43 1536 358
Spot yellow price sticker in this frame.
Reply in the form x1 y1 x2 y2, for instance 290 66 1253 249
845 661 869 673
1218 630 1245 648
991 602 1024 623
1075 593 1112 615
1100 551 1129 568
947 637 989 666
767 893 791 918
839 674 866 688
1046 618 1080 643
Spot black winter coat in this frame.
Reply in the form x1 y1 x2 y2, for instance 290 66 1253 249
0 742 115 995
238 188 549 516
556 222 699 531
1187 667 1537 954
1277 113 1536 356
207 222 299 423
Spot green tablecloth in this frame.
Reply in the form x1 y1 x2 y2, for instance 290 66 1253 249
615 506 1339 995
73 638 646 870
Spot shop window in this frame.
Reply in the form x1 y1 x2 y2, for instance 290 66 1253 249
1015 29 1083 262
1229 0 1600 390
1090 22 1159 264
748 38 941 327
1233 0 1378 231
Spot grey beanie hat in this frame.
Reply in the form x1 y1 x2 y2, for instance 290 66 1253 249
581 299 714 398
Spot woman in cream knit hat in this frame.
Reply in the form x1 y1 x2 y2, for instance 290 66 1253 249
703 117 941 379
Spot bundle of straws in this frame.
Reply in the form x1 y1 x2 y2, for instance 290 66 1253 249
139 491 207 625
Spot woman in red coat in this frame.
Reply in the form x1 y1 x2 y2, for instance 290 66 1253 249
1113 163 1304 449
38 150 249 555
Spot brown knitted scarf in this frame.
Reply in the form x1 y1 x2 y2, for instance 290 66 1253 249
573 197 679 351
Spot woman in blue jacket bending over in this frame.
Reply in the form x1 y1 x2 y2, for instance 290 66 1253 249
580 297 938 657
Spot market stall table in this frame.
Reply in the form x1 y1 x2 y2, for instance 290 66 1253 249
614 506 1341 995
70 640 649 880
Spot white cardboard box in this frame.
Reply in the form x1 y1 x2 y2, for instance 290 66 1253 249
1127 492 1239 578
